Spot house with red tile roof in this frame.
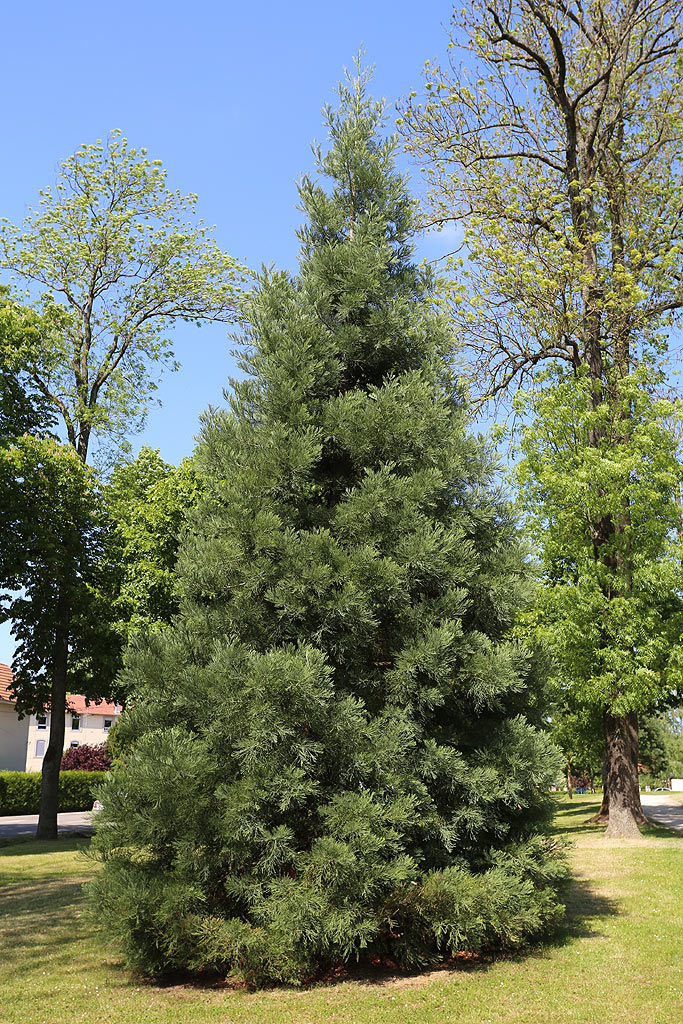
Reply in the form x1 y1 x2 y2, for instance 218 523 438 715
0 663 122 773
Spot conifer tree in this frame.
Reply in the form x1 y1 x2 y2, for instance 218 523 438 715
89 63 564 986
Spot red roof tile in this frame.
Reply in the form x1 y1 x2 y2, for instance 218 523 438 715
66 695 121 717
0 664 120 716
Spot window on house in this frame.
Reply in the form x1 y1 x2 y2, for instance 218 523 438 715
35 739 45 757
70 741 79 748
71 715 80 731
103 718 112 731
37 714 47 730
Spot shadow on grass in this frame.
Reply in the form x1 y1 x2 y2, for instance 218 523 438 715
0 876 87 923
547 799 607 838
0 835 91 854
548 873 618 945
0 829 621 998
552 804 600 818
641 820 683 840
550 802 682 842
0 875 100 989
549 822 605 840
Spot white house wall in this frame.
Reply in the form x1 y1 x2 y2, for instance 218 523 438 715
0 702 29 771
25 710 118 773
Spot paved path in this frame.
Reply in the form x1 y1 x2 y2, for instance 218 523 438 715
0 811 93 839
641 794 683 834
2 801 680 841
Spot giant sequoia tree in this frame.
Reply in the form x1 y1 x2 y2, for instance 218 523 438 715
401 0 683 836
89 66 563 986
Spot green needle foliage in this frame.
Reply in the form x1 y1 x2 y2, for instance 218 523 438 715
89 64 564 986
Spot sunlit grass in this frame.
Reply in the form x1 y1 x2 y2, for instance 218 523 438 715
0 796 681 1024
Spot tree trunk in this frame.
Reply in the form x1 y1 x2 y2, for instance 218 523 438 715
588 713 647 830
36 589 70 840
566 763 573 799
601 711 646 837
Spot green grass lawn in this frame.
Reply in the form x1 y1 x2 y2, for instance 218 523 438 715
1 797 681 1024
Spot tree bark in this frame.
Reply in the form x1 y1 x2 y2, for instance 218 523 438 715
601 711 647 837
36 588 70 840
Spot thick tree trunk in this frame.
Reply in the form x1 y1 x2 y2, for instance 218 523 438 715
36 590 70 840
588 712 647 833
602 711 646 837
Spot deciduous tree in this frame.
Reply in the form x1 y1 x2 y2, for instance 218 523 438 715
0 292 56 443
401 0 683 835
0 436 119 823
0 134 246 839
514 367 683 828
103 446 201 675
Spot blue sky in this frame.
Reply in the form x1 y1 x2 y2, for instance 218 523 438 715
0 0 458 664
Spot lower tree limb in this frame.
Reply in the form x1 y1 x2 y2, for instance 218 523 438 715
587 757 609 823
36 590 70 841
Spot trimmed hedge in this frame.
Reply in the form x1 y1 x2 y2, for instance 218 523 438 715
0 770 107 815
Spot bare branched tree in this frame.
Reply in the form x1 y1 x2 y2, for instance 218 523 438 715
402 0 683 399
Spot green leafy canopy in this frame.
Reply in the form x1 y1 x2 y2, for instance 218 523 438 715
0 131 250 462
515 364 683 717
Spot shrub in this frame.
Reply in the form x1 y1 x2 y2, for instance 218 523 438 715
0 772 38 816
105 718 134 762
58 769 107 811
61 743 112 771
0 770 107 815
